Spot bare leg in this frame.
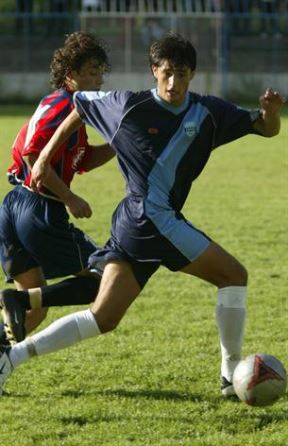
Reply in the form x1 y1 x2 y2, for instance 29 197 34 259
13 267 48 333
91 261 141 332
180 241 247 287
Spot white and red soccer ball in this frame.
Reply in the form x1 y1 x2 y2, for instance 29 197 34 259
233 353 287 406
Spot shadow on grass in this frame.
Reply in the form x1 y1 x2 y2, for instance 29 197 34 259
105 388 204 402
56 392 288 431
62 387 204 402
1 390 31 398
3 387 202 402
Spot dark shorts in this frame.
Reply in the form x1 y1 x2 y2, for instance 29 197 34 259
89 238 160 289
0 186 98 282
88 197 211 289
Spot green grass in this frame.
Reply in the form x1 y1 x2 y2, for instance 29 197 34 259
0 106 287 446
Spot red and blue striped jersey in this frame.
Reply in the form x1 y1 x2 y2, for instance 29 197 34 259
8 88 93 199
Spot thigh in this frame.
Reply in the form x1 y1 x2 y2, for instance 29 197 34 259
180 241 247 288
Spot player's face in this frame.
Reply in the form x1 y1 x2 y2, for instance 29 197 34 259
152 61 195 106
69 59 105 91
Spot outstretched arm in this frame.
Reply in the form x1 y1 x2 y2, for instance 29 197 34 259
30 108 82 191
253 88 286 137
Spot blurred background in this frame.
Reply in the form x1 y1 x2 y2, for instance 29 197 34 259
0 0 287 102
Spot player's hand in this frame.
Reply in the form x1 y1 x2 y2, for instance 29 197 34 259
30 157 49 191
259 88 286 115
64 192 92 219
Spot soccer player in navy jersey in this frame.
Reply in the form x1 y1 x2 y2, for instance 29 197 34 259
0 32 114 343
0 33 284 397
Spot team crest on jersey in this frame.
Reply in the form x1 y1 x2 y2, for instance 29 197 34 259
184 122 197 138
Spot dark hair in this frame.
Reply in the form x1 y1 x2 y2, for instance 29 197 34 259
50 31 110 88
149 32 197 71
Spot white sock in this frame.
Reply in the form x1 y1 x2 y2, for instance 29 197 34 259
9 309 100 368
216 286 247 382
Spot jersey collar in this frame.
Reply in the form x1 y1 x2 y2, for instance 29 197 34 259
151 88 190 115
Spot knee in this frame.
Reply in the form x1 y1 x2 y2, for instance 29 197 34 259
216 262 248 288
226 263 248 287
94 315 120 334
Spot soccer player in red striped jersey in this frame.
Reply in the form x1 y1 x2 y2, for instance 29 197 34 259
0 32 114 342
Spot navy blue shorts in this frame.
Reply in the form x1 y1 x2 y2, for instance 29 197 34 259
88 197 211 289
0 186 98 282
89 238 160 289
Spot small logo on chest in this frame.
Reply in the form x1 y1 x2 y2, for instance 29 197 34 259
184 121 197 138
148 127 159 135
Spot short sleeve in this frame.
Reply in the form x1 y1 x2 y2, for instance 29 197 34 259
74 90 133 143
204 96 263 148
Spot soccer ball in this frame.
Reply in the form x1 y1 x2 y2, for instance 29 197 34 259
233 353 287 407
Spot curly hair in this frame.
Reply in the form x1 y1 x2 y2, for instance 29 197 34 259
50 31 111 88
149 32 197 72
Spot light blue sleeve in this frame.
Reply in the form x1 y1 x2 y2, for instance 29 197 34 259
73 90 133 143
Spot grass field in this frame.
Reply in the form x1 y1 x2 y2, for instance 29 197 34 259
0 106 287 446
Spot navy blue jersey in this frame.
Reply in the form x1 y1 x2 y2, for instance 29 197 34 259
75 89 260 212
74 89 261 280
